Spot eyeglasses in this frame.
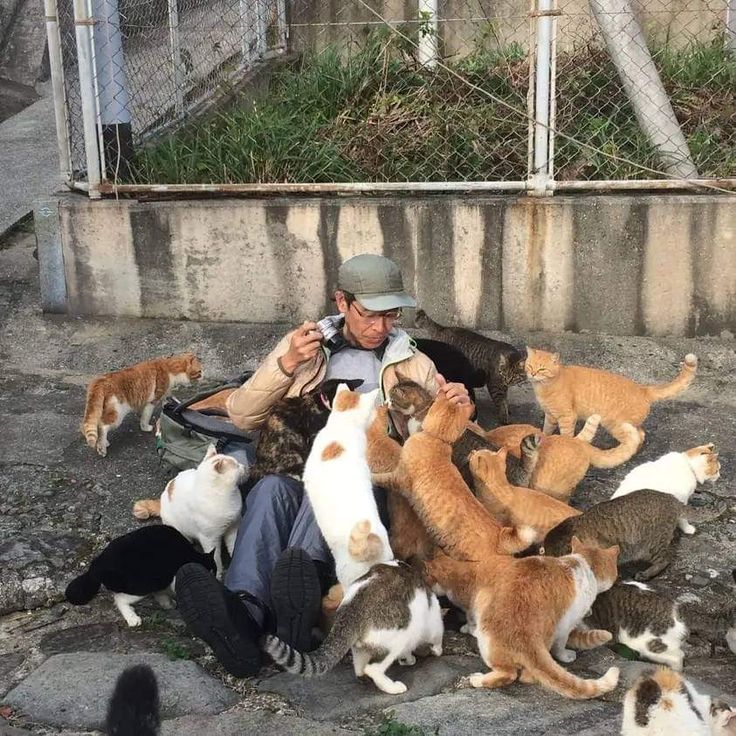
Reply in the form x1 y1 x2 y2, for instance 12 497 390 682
349 301 402 325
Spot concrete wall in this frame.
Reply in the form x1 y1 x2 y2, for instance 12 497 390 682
41 193 736 337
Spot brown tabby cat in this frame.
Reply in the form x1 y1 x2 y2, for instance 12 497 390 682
488 416 640 501
414 309 526 424
525 347 697 443
373 392 536 560
82 353 203 457
468 448 580 543
388 378 537 489
423 540 620 699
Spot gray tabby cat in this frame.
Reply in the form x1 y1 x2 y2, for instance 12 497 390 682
414 309 526 424
262 562 444 695
542 490 724 581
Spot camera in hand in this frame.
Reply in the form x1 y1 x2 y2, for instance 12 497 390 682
316 317 341 348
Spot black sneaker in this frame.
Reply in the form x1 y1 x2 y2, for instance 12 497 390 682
175 563 262 677
270 548 322 652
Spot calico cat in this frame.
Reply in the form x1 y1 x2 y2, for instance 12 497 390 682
488 416 640 501
303 385 393 588
414 309 526 424
263 562 444 695
468 448 580 544
373 392 537 560
105 664 160 736
366 405 434 562
525 347 696 443
424 539 620 699
132 445 246 579
388 378 537 489
621 667 736 736
82 353 203 457
65 525 216 627
249 378 364 483
542 490 707 581
413 338 487 403
612 443 721 504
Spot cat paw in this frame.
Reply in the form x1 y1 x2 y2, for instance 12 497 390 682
460 623 475 636
140 423 154 432
681 522 696 535
554 648 577 663
398 654 416 666
430 643 443 657
95 441 108 457
382 680 407 695
125 614 142 627
469 672 486 688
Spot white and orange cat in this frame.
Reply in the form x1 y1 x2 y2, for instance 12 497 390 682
82 353 203 456
132 445 245 578
303 384 393 588
524 348 696 444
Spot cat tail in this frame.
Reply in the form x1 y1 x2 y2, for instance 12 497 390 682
105 664 160 736
645 353 697 401
522 644 619 700
65 562 102 605
575 415 600 444
584 423 640 469
566 627 613 650
82 380 105 448
497 524 538 555
684 499 730 524
519 433 541 482
262 605 357 676
348 520 384 562
132 499 162 520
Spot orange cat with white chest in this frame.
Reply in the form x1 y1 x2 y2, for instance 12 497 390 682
82 353 203 456
525 348 696 443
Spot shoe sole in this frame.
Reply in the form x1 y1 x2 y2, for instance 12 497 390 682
175 563 261 677
270 549 322 652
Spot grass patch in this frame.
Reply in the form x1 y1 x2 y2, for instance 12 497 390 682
160 636 194 660
364 715 428 736
131 32 736 184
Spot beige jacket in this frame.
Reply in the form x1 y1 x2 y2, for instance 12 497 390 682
226 325 439 431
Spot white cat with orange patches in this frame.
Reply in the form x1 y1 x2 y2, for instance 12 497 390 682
303 384 392 588
612 444 721 504
133 445 246 578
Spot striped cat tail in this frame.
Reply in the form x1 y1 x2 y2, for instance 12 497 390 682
575 415 601 444
646 353 697 401
565 627 613 649
519 433 541 482
132 499 162 520
348 520 384 563
585 423 640 469
81 381 106 448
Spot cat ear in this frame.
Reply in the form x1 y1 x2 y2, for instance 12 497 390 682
607 544 621 558
394 366 410 383
551 353 560 363
570 535 583 552
204 444 217 459
213 458 226 473
495 446 508 465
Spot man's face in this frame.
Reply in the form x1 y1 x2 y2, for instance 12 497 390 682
335 291 402 349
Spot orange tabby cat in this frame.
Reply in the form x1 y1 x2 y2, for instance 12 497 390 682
525 348 696 443
488 416 640 501
424 538 620 699
468 448 580 542
366 406 434 561
82 353 203 457
373 393 536 561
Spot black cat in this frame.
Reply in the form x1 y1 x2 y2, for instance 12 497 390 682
65 525 216 627
413 338 487 404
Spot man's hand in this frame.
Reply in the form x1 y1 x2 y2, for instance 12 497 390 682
436 373 471 405
280 321 323 375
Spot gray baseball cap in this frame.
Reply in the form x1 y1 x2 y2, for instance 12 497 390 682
337 254 416 311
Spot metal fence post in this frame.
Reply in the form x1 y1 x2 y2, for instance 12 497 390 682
45 0 73 186
256 0 268 58
418 0 439 68
73 0 102 197
727 0 736 52
168 0 185 119
530 0 555 196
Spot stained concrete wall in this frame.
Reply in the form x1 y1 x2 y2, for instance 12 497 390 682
43 193 736 337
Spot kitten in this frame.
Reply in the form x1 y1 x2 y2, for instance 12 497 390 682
303 385 392 588
414 309 526 424
413 337 487 404
65 525 216 627
374 392 537 560
525 347 696 443
468 447 580 544
132 445 246 578
424 538 620 699
611 443 721 504
621 666 736 736
82 353 203 457
263 562 444 695
541 489 703 581
249 378 364 483
388 378 537 489
105 664 160 736
366 405 434 562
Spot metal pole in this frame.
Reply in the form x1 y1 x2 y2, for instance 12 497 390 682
167 0 185 119
256 0 268 58
547 0 558 183
44 0 73 185
276 0 287 50
531 0 554 196
727 0 736 53
73 0 102 197
417 0 439 69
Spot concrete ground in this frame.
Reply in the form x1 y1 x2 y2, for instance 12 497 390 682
0 226 735 735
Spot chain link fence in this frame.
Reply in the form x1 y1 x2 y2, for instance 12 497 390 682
45 0 736 193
